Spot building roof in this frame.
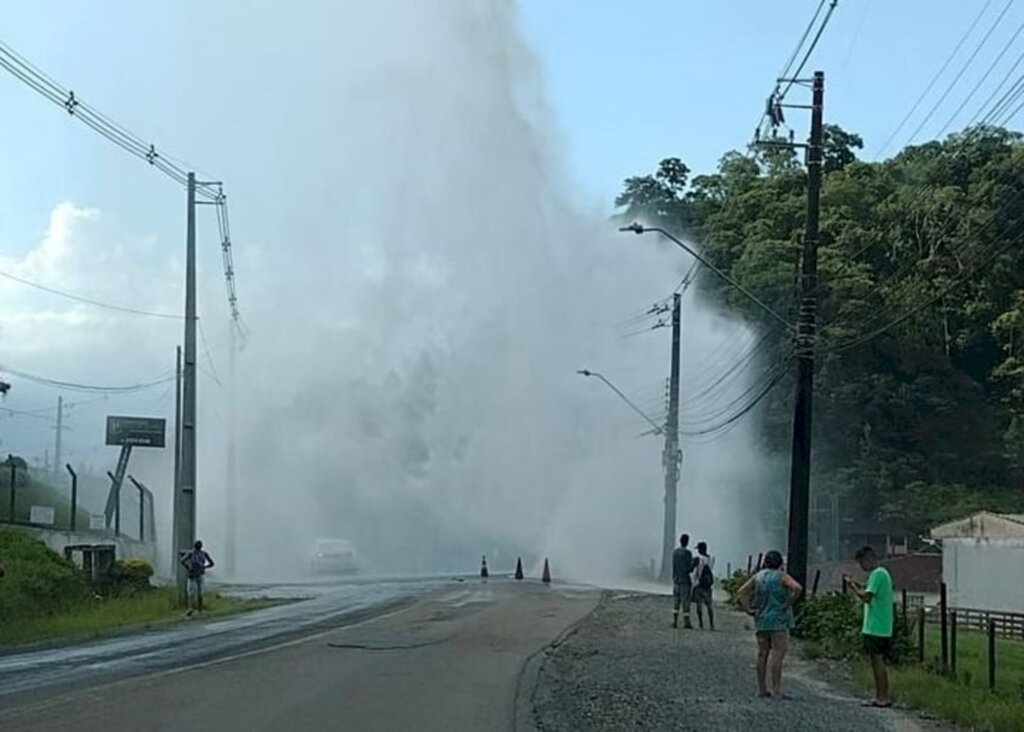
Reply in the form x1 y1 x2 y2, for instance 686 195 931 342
839 518 907 536
930 511 1024 540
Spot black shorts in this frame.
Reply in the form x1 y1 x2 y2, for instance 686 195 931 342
863 634 892 657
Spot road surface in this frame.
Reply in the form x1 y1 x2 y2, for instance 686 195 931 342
0 579 598 731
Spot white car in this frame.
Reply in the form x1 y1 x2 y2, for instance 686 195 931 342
312 538 358 575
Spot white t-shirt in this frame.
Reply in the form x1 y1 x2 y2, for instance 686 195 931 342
691 554 715 586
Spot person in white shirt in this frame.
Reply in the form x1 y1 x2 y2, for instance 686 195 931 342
690 541 716 630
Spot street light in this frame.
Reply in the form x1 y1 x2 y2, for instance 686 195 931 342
576 369 663 435
619 223 794 331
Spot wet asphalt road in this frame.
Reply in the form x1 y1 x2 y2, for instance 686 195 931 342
0 576 449 702
0 578 599 731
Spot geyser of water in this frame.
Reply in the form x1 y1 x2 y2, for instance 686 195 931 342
188 0 779 586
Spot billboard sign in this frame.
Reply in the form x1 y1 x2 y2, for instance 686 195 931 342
105 416 166 448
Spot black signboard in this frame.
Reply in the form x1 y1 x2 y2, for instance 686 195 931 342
105 416 166 448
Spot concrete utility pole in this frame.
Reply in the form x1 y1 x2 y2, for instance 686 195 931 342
660 293 682 581
53 395 64 472
225 324 237 577
785 70 825 590
173 173 198 604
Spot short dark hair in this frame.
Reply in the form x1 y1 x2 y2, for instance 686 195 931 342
679 533 690 547
763 550 784 569
697 541 708 554
854 545 876 561
194 540 203 550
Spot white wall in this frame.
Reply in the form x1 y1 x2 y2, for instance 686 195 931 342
944 538 1024 612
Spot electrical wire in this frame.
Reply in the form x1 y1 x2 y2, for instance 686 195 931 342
876 0 996 156
822 205 1024 354
934 14 1024 138
0 365 175 394
198 320 223 387
0 39 242 332
778 0 840 101
779 0 829 82
0 268 180 319
904 0 1015 147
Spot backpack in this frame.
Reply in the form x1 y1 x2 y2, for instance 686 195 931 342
186 550 206 579
697 559 714 589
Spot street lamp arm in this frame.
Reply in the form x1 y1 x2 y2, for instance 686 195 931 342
577 369 664 435
619 223 795 331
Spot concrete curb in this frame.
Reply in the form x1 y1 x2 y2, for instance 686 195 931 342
511 590 606 732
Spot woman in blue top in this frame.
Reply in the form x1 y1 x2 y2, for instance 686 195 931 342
736 550 803 699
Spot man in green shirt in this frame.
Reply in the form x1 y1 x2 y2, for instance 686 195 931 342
847 546 893 708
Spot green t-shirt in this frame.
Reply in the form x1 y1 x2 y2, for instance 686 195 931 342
862 566 893 638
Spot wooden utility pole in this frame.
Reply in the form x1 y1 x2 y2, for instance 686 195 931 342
660 293 682 581
785 70 824 589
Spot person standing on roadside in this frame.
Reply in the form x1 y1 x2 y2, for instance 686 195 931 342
691 541 715 630
736 550 802 700
672 533 696 629
846 546 893 708
180 539 215 617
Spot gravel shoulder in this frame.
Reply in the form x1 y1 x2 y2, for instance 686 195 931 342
531 592 955 732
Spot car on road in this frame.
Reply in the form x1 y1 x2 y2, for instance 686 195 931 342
312 538 358 575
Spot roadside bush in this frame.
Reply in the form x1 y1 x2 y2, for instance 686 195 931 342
0 527 88 619
105 558 155 597
794 591 915 663
721 569 752 608
793 592 862 659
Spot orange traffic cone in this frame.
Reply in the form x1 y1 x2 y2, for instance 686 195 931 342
542 558 551 584
514 557 524 580
480 555 489 579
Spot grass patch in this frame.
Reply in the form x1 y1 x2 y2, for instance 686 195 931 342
0 587 281 647
846 626 1024 731
920 623 1024 697
853 660 1024 732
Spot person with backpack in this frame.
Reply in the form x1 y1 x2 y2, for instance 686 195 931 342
180 539 215 616
690 541 715 630
671 533 697 629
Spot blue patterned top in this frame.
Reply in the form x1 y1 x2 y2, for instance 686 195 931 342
754 569 794 632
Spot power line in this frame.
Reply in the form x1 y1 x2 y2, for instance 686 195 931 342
0 268 180 319
934 14 1024 138
876 0 996 156
823 212 1023 354
198 320 223 387
904 0 1015 147
778 0 839 100
0 365 175 394
779 0 829 81
0 39 242 333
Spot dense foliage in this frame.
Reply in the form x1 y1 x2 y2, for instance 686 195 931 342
617 126 1024 541
0 526 87 619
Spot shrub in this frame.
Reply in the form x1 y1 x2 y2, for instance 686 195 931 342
794 591 915 663
106 558 155 597
721 569 753 608
0 527 88 619
793 592 863 659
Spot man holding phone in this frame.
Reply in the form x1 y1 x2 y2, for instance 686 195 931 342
845 546 893 708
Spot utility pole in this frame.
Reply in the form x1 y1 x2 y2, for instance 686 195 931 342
225 324 237 577
53 395 64 472
660 293 682 581
173 173 198 605
785 70 824 590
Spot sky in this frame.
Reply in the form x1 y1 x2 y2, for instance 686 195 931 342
0 1 1017 576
